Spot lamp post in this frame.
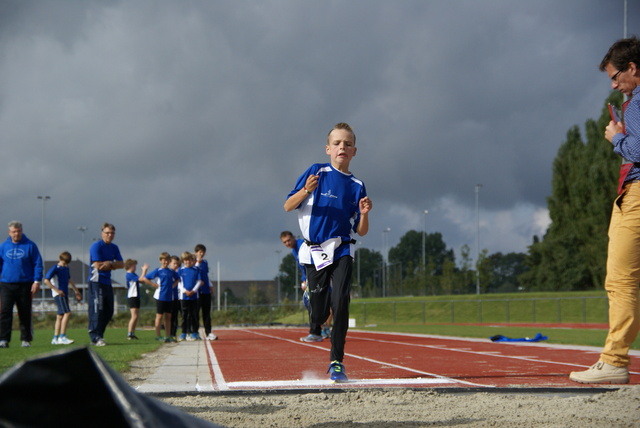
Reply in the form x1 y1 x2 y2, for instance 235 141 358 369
275 250 282 304
475 184 483 295
36 196 51 306
36 196 51 263
422 210 429 271
382 227 391 297
78 226 87 302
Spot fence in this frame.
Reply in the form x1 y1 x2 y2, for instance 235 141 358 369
206 295 608 326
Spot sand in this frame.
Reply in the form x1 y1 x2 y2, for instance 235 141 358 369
124 344 640 427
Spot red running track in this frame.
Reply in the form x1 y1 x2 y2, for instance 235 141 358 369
201 328 640 391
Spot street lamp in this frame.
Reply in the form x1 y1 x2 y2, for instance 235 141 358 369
36 196 51 263
382 227 391 297
275 250 282 304
422 210 429 271
475 184 483 295
78 226 87 302
36 195 51 306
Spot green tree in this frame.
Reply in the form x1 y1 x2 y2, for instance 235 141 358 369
388 230 455 278
278 253 301 299
481 251 528 293
521 92 621 291
353 247 383 297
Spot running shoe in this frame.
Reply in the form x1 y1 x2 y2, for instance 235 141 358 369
155 336 165 341
328 361 348 383
207 333 218 341
321 327 331 339
179 333 187 341
58 336 74 345
300 334 323 342
127 335 140 340
0 340 7 348
51 336 60 345
94 338 106 347
21 341 31 348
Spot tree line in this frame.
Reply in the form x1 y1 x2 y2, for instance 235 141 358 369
277 92 623 297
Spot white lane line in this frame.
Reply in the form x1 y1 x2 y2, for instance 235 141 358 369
239 329 489 388
349 333 640 374
227 378 455 389
203 333 229 391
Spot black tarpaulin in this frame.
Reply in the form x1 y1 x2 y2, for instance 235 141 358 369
0 347 224 428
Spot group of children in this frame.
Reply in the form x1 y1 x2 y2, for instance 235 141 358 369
43 244 216 345
127 244 217 343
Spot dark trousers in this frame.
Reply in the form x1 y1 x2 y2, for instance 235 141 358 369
181 300 198 334
170 300 181 337
306 255 353 362
0 282 33 343
87 281 114 343
198 293 212 335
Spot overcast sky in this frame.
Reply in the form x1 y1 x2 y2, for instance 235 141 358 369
1 1 638 284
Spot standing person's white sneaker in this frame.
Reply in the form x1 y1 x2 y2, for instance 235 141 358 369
21 341 31 348
570 361 629 384
207 333 218 341
58 335 75 345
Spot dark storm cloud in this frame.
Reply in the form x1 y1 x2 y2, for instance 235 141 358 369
0 1 637 280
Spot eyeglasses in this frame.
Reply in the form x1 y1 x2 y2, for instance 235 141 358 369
611 69 623 83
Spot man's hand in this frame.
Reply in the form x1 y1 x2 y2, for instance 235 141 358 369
605 120 624 143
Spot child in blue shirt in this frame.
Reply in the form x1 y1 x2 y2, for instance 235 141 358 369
169 255 182 339
195 244 217 341
44 251 82 345
124 259 148 340
141 252 179 343
179 251 203 341
284 122 372 383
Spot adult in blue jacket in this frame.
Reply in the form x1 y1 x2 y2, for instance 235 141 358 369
87 223 124 346
0 221 43 348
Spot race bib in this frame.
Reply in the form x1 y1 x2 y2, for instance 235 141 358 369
310 238 341 270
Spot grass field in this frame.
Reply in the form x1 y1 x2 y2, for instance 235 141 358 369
0 328 163 375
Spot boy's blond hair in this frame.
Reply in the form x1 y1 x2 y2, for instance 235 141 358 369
181 251 195 262
327 122 356 144
159 252 171 261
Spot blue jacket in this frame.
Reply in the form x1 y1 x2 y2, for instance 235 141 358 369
0 234 43 283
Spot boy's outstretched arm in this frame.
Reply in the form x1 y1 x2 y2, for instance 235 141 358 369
356 196 372 236
284 174 319 212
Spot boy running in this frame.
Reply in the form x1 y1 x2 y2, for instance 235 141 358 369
284 122 372 382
